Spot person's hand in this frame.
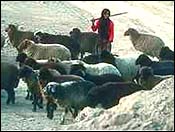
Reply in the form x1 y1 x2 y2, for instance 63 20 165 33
102 39 108 43
91 18 95 25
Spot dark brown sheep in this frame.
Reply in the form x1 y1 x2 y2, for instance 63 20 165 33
70 28 99 58
86 81 147 109
39 67 85 88
19 65 44 112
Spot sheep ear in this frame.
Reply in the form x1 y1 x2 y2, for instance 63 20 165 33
51 85 56 93
69 31 72 35
34 31 39 36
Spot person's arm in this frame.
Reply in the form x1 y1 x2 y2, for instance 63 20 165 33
108 21 114 42
91 19 100 32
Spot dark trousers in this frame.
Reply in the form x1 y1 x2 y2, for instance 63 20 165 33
97 39 111 55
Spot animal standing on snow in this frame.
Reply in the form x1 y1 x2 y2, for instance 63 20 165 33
124 28 165 58
17 39 71 60
1 62 20 104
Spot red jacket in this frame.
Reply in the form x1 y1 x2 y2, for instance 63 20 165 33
91 19 114 42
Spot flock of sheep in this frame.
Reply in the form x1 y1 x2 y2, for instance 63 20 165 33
1 24 174 124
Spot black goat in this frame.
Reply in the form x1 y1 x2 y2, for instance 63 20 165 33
86 81 147 109
44 80 96 124
137 66 172 89
19 65 44 112
159 46 174 61
135 54 174 75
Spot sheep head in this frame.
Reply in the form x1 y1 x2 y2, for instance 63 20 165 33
16 52 28 63
5 24 17 33
135 54 152 66
24 58 38 69
19 64 34 78
124 28 140 41
5 24 18 44
69 28 81 39
17 39 32 52
44 82 58 119
139 66 154 80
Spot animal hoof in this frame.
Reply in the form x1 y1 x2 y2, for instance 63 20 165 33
6 100 10 105
29 96 33 100
60 121 64 125
32 108 36 112
60 117 65 125
38 105 43 109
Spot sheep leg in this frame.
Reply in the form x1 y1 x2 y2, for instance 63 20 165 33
11 89 15 104
60 107 69 125
132 70 140 84
29 94 33 100
32 94 37 112
80 51 84 59
25 89 30 100
37 96 43 109
68 107 78 118
72 108 78 118
6 89 15 105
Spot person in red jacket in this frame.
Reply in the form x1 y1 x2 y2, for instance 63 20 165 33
91 8 114 54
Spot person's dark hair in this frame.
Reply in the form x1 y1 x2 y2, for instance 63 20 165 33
101 8 110 18
99 8 111 40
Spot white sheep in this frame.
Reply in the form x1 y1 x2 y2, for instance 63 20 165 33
17 39 71 61
62 60 122 77
80 61 122 76
100 51 159 81
114 54 140 81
